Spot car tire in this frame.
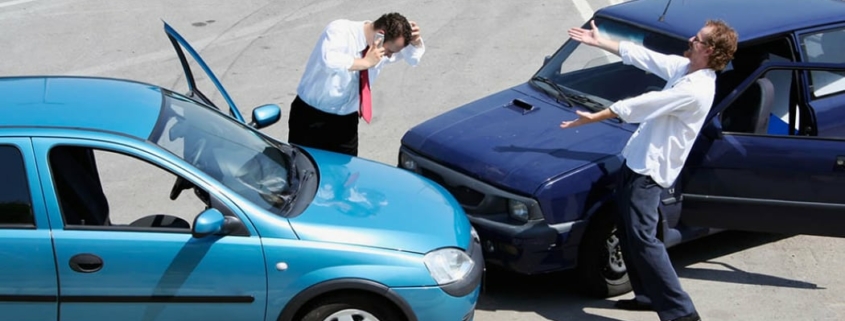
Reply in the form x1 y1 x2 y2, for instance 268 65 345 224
575 210 632 298
300 293 405 321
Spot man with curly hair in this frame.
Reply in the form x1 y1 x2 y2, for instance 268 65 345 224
560 19 738 321
289 12 424 156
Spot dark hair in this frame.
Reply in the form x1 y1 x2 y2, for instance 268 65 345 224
373 12 412 47
704 19 738 71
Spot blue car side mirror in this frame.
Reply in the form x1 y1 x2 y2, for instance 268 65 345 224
192 208 225 238
250 104 281 129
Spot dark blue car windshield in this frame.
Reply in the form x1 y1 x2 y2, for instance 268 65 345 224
149 91 294 213
535 17 689 109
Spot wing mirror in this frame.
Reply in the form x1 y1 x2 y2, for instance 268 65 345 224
192 208 247 238
544 55 552 66
192 208 225 238
250 104 281 129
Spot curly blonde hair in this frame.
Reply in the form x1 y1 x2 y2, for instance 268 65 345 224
703 19 738 71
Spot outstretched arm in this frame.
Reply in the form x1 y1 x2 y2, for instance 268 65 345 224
559 108 618 129
568 20 619 56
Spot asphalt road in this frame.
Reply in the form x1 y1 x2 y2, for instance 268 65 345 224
3 0 845 320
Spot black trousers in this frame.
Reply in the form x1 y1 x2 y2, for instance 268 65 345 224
288 95 359 156
616 163 697 321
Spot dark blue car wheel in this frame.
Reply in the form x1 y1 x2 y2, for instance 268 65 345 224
575 210 632 298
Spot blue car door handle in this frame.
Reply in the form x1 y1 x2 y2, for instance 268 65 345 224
69 253 104 273
836 156 845 172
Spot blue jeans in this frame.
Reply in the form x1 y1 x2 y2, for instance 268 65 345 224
616 163 697 320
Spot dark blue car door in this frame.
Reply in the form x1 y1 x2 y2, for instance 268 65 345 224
679 38 845 238
0 138 58 321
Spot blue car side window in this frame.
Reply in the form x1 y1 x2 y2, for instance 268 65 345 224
801 27 845 99
48 145 205 230
0 145 35 227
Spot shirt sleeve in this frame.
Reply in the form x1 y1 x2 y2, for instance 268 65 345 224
319 21 355 71
609 85 697 124
390 37 425 66
618 41 689 81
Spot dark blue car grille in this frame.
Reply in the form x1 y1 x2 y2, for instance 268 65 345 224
421 168 485 207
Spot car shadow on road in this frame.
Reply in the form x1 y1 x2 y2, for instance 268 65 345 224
475 231 817 320
670 231 823 290
477 265 623 321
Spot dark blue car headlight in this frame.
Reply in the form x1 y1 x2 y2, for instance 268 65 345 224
508 199 530 221
423 248 474 285
399 152 419 172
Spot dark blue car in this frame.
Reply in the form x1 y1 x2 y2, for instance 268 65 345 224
398 0 845 298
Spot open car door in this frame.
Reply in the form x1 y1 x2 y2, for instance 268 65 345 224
163 21 246 123
680 59 845 238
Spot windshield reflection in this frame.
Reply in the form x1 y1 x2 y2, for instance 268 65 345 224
312 157 387 217
150 92 294 213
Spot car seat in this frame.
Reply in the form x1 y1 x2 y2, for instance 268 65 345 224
717 50 774 133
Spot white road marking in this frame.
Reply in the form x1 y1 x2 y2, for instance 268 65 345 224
0 0 37 9
571 0 595 23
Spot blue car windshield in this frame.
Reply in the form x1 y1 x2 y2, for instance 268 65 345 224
150 91 294 213
533 17 689 110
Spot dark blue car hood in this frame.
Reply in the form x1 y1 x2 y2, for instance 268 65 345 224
402 83 634 195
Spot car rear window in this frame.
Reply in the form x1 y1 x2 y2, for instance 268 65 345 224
801 27 845 98
0 145 35 227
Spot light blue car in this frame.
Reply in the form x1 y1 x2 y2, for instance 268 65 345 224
0 22 482 321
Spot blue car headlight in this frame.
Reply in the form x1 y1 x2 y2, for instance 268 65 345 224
423 248 475 285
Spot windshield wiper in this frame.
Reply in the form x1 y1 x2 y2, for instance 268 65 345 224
530 76 576 108
281 169 313 213
564 93 605 111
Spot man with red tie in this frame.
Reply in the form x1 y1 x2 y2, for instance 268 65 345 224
288 12 425 157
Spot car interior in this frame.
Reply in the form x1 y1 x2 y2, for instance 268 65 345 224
714 37 805 136
50 145 191 229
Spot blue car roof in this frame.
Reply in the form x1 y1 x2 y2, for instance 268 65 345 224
0 76 164 139
598 0 845 43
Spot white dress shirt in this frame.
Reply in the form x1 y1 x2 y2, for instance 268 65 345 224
295 19 425 115
608 41 716 188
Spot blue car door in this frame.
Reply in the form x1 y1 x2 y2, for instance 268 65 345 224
680 36 845 237
0 138 58 321
32 137 267 321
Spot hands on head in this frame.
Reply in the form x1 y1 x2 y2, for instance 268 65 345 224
409 21 422 46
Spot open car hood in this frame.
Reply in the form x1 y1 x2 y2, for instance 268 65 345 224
163 21 245 123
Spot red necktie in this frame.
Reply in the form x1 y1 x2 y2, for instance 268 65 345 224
359 46 372 123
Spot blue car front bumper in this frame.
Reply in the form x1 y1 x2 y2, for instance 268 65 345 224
392 285 479 321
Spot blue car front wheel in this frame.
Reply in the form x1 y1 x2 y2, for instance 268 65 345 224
300 293 406 321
